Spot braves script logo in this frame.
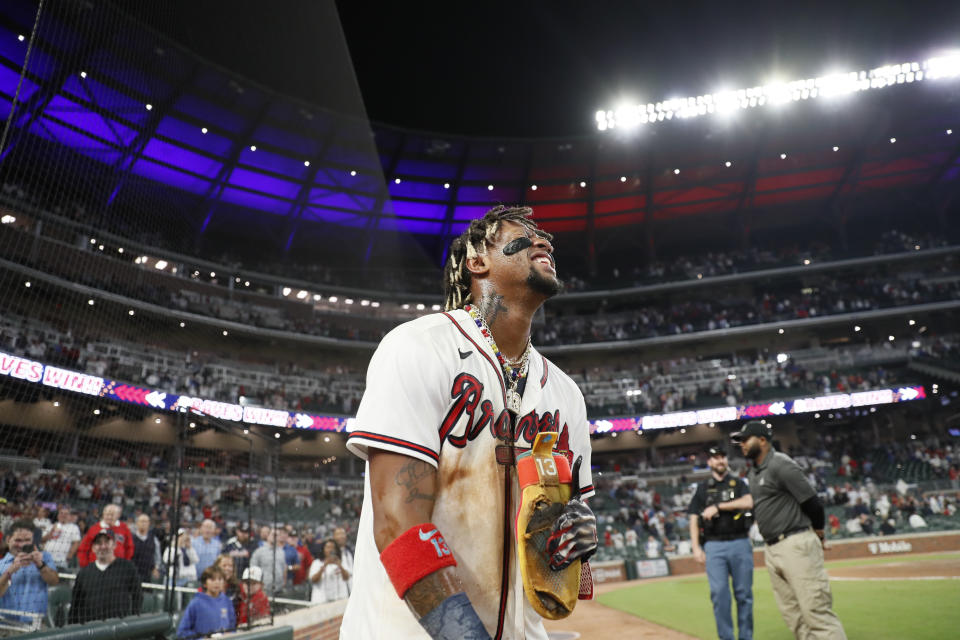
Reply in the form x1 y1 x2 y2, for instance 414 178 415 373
438 373 570 455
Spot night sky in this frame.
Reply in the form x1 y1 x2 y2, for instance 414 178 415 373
127 1 960 137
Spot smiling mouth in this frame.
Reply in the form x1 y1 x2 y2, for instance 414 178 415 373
531 252 556 271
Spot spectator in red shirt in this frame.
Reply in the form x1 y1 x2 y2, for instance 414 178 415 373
237 566 270 625
76 504 134 567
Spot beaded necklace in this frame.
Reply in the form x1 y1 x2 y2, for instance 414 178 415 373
464 303 530 413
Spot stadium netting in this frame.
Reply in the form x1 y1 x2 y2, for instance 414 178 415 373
0 0 390 633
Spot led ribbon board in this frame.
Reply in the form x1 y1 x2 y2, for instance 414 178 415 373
0 350 349 432
589 386 927 434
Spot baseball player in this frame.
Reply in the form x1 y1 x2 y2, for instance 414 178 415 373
342 206 598 639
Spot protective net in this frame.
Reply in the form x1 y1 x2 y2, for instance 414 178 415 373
0 0 391 633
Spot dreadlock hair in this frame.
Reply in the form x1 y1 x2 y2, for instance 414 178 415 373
442 205 552 311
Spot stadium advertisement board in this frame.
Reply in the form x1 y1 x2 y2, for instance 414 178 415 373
0 349 927 435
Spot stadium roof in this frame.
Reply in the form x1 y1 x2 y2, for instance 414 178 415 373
130 0 960 137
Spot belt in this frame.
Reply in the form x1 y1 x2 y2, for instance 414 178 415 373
765 526 810 546
706 533 749 542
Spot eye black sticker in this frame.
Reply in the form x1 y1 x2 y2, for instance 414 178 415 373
502 236 533 256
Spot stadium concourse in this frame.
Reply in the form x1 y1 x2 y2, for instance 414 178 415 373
1 0 960 638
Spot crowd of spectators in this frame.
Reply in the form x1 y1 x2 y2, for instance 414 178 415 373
3 310 942 420
0 471 359 634
4 183 952 296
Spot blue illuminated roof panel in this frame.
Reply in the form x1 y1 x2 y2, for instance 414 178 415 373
391 200 448 220
44 95 138 146
131 158 212 195
219 187 291 215
173 94 246 134
227 167 300 199
303 206 368 226
240 146 311 179
31 117 121 163
0 63 38 102
307 188 375 211
61 76 150 128
143 138 222 178
155 116 233 155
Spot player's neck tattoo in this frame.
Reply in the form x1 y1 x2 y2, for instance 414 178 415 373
395 458 437 504
477 291 508 329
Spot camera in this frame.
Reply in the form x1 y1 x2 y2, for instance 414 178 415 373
22 544 34 554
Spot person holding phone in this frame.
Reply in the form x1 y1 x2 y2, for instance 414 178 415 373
308 539 350 603
0 520 59 628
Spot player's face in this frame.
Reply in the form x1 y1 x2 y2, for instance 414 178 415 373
708 454 728 475
491 221 561 298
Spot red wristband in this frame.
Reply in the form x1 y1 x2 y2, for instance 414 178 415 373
380 523 457 599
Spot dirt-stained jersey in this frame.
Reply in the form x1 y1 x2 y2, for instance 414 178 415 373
342 309 594 640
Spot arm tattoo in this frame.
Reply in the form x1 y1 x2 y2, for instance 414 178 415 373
478 292 508 328
395 459 436 504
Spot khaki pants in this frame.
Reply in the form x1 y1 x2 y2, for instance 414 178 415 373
764 529 846 640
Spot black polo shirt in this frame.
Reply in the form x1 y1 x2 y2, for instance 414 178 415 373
747 448 815 540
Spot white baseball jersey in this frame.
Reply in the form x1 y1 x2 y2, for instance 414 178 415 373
342 309 594 640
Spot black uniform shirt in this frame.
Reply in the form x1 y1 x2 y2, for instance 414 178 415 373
687 473 751 540
747 448 815 540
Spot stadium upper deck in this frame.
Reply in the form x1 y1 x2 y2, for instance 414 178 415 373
0 0 958 282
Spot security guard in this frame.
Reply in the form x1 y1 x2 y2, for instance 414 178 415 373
688 446 754 640
731 420 846 639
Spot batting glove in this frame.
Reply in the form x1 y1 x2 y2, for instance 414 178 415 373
546 456 598 570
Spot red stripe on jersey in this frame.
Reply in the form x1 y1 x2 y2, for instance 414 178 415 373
347 431 439 463
540 355 549 388
442 312 506 404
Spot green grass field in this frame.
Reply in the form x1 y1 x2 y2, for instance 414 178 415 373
597 553 960 639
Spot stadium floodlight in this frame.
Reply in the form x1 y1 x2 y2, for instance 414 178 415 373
777 353 789 363
888 335 895 341
329 296 338 302
222 330 229 336
531 184 538 190
18 34 24 41
296 290 308 299
432 304 441 311
361 299 370 306
780 153 787 159
154 260 167 270
0 214 15 224
53 402 59 407
854 325 861 331
724 161 732 167
909 319 916 325
249 145 256 151
673 169 680 175
128 310 135 316
948 129 954 135
345 298 354 305
313 294 321 301
350 170 357 176
833 146 839 151
394 178 401 184
79 71 87 79
245 281 250 287
371 301 380 308
210 271 216 277
488 184 494 191
118 247 124 253
579 181 587 187
179 322 185 328
443 182 450 189
24 281 30 287
201 127 208 134
304 160 310 167
87 299 94 305
281 287 291 296
596 51 960 131
90 238 96 243
620 176 627 182
155 417 161 424
416 303 425 310
889 137 896 143
93 409 100 415
145 104 152 111
778 328 785 334
402 303 410 309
